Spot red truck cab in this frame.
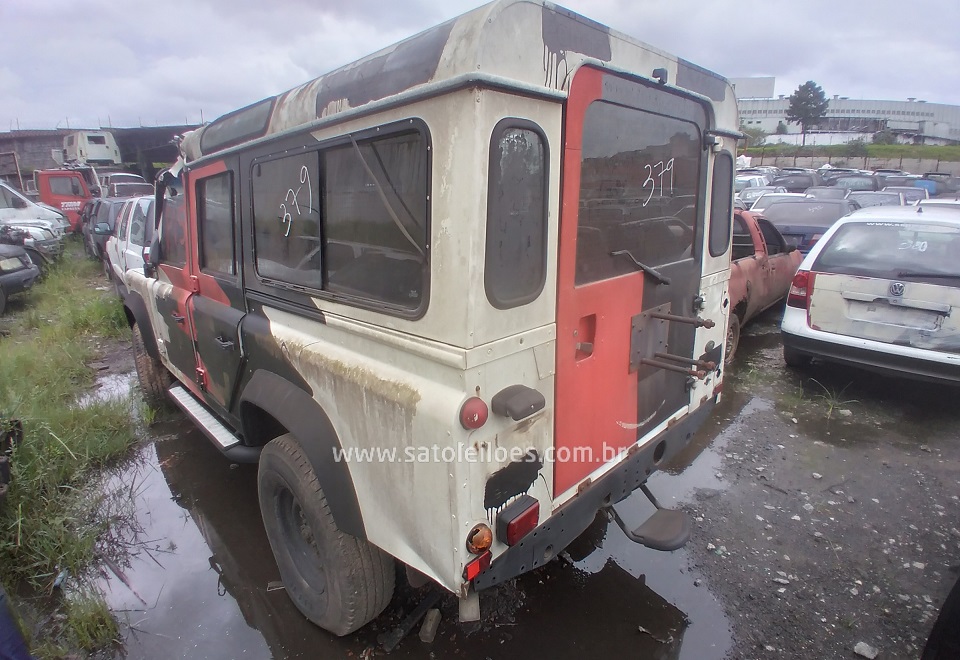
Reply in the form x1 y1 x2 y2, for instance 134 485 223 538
34 167 100 233
727 209 804 361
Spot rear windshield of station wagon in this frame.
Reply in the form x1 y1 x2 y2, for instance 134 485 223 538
813 221 960 285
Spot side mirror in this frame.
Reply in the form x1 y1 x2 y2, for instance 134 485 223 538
143 233 161 278
12 197 27 210
785 237 799 253
94 222 111 235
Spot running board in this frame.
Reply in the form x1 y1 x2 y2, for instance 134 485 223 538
168 385 240 450
607 484 691 551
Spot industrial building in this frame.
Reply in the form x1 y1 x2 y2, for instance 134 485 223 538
731 77 960 146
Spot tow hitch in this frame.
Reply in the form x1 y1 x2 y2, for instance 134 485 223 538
606 484 691 551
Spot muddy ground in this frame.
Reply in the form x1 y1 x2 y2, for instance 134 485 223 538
84 307 959 659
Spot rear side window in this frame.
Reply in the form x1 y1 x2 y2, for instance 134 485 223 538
485 120 548 309
252 124 429 314
197 173 236 276
709 153 733 256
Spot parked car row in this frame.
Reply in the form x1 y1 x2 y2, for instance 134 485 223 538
0 180 69 277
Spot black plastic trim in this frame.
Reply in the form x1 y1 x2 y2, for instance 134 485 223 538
473 399 715 590
782 331 960 385
239 369 367 538
122 288 162 362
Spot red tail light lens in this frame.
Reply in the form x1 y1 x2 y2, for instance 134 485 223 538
496 494 540 546
463 550 491 581
787 270 811 309
459 397 488 430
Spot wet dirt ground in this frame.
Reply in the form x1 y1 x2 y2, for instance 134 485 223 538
94 307 959 659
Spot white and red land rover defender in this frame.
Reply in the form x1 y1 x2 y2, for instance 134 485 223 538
123 0 739 636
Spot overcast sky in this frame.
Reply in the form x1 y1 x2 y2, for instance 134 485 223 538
3 0 959 131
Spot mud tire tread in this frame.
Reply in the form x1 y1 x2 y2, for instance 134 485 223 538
258 434 394 636
132 323 172 407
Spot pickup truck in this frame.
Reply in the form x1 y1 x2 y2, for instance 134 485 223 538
726 209 803 361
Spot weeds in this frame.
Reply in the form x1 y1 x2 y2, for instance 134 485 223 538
0 239 139 654
809 378 858 420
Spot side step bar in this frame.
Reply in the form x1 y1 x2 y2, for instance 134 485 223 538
607 484 691 551
167 386 262 463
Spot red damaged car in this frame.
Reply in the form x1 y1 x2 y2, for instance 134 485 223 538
726 209 804 361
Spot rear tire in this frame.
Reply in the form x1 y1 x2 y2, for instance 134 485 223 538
725 314 742 364
783 345 811 369
132 323 172 407
258 434 394 636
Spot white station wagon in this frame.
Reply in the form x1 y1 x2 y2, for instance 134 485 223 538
781 205 960 384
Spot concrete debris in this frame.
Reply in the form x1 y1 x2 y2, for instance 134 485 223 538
812 472 822 480
773 578 790 585
418 608 441 644
854 641 879 659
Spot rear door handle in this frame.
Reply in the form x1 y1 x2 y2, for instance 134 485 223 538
215 336 235 350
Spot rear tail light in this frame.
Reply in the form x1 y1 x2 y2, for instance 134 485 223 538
496 494 540 546
787 270 811 309
459 397 488 430
463 551 491 581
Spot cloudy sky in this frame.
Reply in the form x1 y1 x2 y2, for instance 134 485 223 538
3 0 958 131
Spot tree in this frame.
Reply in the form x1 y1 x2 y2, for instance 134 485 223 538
786 81 829 146
775 122 788 135
872 129 897 145
739 125 768 147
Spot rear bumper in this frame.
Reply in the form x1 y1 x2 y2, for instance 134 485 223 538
472 398 716 590
782 330 960 385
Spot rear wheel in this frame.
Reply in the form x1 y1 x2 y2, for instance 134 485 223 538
783 345 811 369
258 434 394 636
132 323 172 407
724 314 742 364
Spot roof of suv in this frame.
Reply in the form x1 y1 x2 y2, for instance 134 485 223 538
843 204 960 227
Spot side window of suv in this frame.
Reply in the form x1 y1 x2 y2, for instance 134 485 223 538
252 124 429 314
197 173 235 276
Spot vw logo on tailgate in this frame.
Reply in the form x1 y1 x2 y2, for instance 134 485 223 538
889 282 905 297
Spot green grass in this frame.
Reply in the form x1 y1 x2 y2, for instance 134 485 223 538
0 239 138 655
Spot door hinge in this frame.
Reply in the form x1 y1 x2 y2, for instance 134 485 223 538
189 275 200 293
195 367 207 391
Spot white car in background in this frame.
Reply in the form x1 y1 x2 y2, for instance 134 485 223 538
105 195 154 296
781 205 960 384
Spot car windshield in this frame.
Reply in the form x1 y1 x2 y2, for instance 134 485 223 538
805 187 847 200
847 192 902 208
761 201 848 227
740 187 775 202
885 187 926 202
750 194 802 212
834 176 875 191
813 221 960 285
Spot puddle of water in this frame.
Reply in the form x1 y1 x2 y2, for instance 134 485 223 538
76 371 136 408
100 392 773 659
